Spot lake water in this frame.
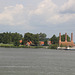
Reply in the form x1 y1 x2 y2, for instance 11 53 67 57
0 48 75 75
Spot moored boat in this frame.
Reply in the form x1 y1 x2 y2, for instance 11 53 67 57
65 47 75 50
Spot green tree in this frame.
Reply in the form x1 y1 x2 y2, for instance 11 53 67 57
0 32 22 46
24 32 34 43
24 32 39 46
61 34 70 42
50 35 58 44
14 40 20 46
21 38 24 45
44 40 48 46
38 33 47 41
13 32 22 46
0 33 3 43
33 34 39 46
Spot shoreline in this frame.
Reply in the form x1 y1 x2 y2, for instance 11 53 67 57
0 43 58 49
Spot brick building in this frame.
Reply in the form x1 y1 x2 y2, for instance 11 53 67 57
59 33 74 47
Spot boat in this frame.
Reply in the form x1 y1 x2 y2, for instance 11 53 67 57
57 46 75 50
65 47 75 50
57 47 66 50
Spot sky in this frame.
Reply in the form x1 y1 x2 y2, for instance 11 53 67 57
0 0 75 41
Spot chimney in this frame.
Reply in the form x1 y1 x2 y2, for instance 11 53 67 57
71 33 73 42
65 33 67 42
59 33 61 42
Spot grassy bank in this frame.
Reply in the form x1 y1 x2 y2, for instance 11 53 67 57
0 43 44 48
0 43 14 48
48 44 58 49
0 43 58 49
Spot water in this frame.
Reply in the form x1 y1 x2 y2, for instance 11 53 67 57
0 48 75 75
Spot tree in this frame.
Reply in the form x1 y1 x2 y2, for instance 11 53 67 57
38 33 47 41
0 33 3 43
33 34 39 46
14 40 20 46
44 40 48 46
24 32 34 43
24 32 39 46
13 32 22 46
61 34 70 42
50 35 58 44
0 32 22 45
21 38 24 45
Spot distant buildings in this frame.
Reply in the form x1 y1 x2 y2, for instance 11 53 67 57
39 41 44 46
20 40 51 46
19 40 22 43
26 41 32 46
47 41 51 45
59 33 74 47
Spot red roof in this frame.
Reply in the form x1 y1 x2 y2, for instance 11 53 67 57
39 41 44 45
20 40 22 43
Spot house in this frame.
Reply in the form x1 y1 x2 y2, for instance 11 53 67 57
19 40 22 43
47 41 51 45
26 41 32 46
39 41 44 46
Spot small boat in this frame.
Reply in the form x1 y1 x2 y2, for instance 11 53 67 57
57 47 66 50
65 47 75 50
57 46 75 50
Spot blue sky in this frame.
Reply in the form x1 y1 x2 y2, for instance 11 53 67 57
0 0 75 41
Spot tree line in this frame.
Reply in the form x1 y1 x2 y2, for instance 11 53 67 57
0 32 70 46
0 32 22 46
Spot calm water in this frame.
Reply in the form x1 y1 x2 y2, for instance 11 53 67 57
0 48 75 75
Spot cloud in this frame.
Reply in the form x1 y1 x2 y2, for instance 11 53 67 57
31 0 58 15
60 0 75 14
0 4 29 26
29 0 59 25
30 0 75 25
0 0 75 28
47 14 75 24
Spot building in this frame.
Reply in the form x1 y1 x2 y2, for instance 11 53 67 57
39 41 51 46
59 33 74 47
26 41 32 46
39 41 44 46
19 40 22 43
47 41 51 45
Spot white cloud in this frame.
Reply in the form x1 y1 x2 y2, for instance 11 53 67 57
31 0 58 15
30 0 75 25
61 0 75 13
47 14 75 24
0 0 75 28
0 4 29 26
29 0 58 25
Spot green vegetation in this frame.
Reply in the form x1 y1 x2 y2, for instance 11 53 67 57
0 43 13 47
0 32 71 49
60 34 70 42
44 40 48 46
24 33 39 46
0 43 44 48
0 32 22 45
48 44 58 49
38 33 47 41
50 35 58 44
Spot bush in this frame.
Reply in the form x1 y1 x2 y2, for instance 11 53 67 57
44 40 48 46
14 41 20 46
0 43 14 47
48 44 58 49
